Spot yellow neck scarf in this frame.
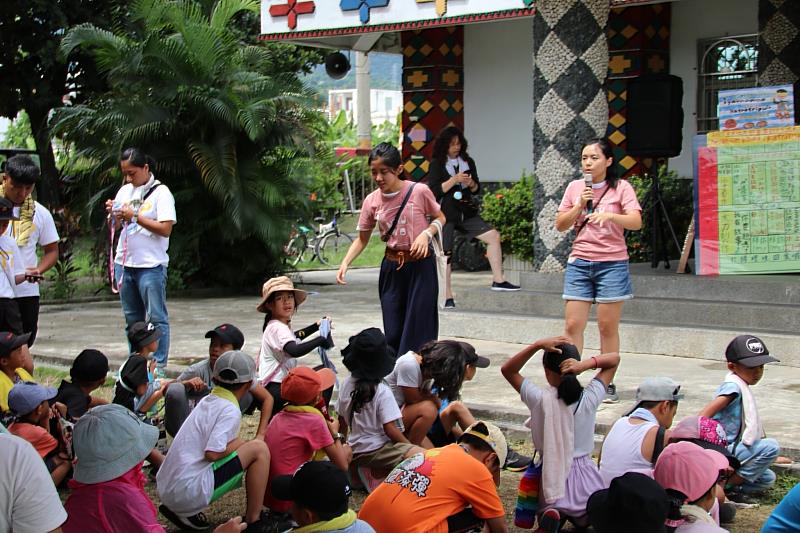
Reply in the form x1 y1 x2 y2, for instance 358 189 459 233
210 386 239 407
293 510 357 533
0 184 35 247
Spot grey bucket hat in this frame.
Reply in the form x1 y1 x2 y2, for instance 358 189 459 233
72 404 158 484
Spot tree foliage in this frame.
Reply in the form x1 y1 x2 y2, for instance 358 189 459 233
52 0 323 288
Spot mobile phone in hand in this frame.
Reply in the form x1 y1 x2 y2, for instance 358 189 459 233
25 274 44 282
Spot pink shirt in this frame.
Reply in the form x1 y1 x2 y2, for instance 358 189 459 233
357 181 441 251
264 410 334 512
558 179 641 262
62 464 164 533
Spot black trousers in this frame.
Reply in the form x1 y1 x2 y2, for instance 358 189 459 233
0 298 23 335
16 296 39 345
378 253 438 356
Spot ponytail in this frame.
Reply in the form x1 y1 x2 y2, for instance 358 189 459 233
543 343 584 406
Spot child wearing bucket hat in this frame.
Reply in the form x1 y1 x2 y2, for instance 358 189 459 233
587 472 669 533
61 403 249 533
336 328 424 492
263 366 349 518
257 276 333 417
157 350 271 532
699 334 781 500
501 336 620 532
54 349 110 421
7 381 73 485
654 441 730 532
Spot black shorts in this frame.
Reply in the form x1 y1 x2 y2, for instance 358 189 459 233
0 298 23 334
442 216 493 253
446 507 484 532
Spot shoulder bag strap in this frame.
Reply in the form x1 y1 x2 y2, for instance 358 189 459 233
142 182 161 202
652 425 667 464
574 185 612 236
381 183 417 243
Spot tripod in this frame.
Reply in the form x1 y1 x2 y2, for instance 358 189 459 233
641 164 685 270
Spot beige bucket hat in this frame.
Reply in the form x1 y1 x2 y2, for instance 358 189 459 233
257 276 307 312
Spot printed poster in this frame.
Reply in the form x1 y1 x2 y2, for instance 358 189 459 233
718 84 794 131
694 126 800 275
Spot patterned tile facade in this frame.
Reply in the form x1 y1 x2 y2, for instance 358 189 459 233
400 27 464 182
758 0 800 85
605 3 671 179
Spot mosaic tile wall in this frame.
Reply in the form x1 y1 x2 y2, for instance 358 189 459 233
400 27 464 182
531 0 611 271
758 0 800 86
605 3 671 179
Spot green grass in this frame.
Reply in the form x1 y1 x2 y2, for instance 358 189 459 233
33 365 116 389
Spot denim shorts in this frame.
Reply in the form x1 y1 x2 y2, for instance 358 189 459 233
562 258 633 303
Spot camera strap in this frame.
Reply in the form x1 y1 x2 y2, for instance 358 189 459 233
575 185 611 236
381 182 416 243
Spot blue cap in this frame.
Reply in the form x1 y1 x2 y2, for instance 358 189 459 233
8 381 57 416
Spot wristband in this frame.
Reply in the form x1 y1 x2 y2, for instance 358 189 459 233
423 229 433 240
591 356 598 369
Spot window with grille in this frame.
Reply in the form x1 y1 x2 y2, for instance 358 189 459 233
697 34 759 133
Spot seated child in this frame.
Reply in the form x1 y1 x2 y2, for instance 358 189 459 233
7 381 72 485
359 421 508 533
0 331 33 414
112 321 173 415
54 349 110 421
599 376 683 485
654 441 729 532
164 324 273 438
587 472 670 533
62 403 248 533
501 336 619 531
157 350 271 531
337 328 424 492
264 366 349 516
272 461 375 532
699 335 780 499
257 276 333 416
384 340 467 447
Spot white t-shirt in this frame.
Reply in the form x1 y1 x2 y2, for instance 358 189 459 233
337 376 404 455
0 236 24 299
384 351 424 407
259 320 300 383
113 177 176 268
676 520 728 532
156 394 241 516
521 377 606 458
0 433 67 533
5 202 59 298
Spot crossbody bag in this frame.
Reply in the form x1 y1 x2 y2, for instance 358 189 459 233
381 183 416 243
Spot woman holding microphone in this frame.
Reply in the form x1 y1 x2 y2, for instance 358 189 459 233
555 139 641 402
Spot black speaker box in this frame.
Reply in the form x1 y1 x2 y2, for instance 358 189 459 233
626 75 684 158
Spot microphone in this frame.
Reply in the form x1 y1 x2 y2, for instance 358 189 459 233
584 173 593 213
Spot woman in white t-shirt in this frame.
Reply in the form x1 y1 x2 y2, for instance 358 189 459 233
555 138 642 402
256 276 332 416
105 148 176 371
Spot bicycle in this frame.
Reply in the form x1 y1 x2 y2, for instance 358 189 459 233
284 212 354 267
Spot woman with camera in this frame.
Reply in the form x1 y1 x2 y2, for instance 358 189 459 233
105 148 176 373
427 127 519 308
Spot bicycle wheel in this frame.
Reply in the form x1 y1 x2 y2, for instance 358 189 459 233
284 234 308 267
317 231 354 266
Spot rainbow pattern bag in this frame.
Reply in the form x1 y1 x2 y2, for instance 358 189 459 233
514 456 542 529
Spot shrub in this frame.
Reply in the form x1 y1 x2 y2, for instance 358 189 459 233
481 174 535 263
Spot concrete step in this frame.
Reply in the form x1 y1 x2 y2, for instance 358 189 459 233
439 310 800 367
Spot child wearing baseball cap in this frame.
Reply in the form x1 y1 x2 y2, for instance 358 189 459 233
112 321 173 415
0 331 33 413
157 350 271 531
599 376 683 485
272 461 374 532
54 349 110 421
7 381 73 485
264 366 349 519
699 334 780 500
654 441 729 532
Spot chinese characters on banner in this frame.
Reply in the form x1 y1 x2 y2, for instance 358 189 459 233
695 126 800 275
718 84 794 131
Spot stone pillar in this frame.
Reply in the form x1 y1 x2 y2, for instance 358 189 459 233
758 0 800 86
531 0 610 271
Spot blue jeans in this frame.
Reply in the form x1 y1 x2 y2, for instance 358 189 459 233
115 264 170 367
731 437 779 493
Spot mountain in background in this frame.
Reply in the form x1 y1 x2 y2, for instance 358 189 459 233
303 52 402 103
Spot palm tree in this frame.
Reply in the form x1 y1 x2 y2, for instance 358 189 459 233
52 0 318 286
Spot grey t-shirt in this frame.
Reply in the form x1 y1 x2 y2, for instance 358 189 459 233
384 351 425 407
178 359 213 390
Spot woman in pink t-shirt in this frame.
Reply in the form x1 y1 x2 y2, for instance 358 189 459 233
555 139 642 402
336 143 446 355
